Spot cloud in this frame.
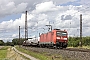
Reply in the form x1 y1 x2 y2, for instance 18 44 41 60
0 0 77 18
0 1 28 18
0 38 13 42
1 1 80 32
61 15 72 20
32 1 58 14
1 0 90 42
12 34 18 38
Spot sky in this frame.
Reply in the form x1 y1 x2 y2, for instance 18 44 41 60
0 0 90 42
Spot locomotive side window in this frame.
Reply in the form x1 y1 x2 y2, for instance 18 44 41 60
56 31 67 36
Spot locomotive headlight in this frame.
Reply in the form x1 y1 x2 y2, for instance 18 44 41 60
57 37 60 39
64 38 67 40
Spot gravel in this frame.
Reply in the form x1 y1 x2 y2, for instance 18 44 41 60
22 46 90 60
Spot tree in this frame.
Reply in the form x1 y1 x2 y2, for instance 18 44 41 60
68 36 90 47
5 41 12 46
12 38 19 45
0 40 4 46
12 38 25 45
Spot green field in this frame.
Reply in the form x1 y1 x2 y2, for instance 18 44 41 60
0 46 8 60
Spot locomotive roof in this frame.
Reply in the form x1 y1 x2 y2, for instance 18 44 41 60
53 29 67 32
41 29 67 35
53 29 60 30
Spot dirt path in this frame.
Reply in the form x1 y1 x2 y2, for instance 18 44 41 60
0 46 3 49
13 47 39 60
6 47 27 60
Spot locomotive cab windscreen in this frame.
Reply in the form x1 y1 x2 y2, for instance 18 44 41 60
56 31 67 36
56 31 68 41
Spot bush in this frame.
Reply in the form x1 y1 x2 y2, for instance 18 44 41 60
68 36 90 47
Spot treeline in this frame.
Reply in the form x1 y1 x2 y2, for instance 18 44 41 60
0 40 13 46
68 36 90 47
0 38 25 46
0 37 90 47
12 38 25 45
0 40 4 45
11 37 90 47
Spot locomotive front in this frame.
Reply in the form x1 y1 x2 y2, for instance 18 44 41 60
55 30 68 48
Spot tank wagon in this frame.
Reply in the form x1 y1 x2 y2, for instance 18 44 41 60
23 29 68 48
23 38 39 46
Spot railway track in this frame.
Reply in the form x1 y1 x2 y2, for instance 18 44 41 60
63 48 90 52
22 46 90 60
23 46 90 52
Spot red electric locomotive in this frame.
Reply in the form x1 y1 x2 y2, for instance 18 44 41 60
39 29 68 48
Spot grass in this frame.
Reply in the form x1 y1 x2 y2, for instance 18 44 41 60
16 46 50 60
0 46 8 59
81 46 90 49
20 54 30 60
68 46 90 49
16 46 70 60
